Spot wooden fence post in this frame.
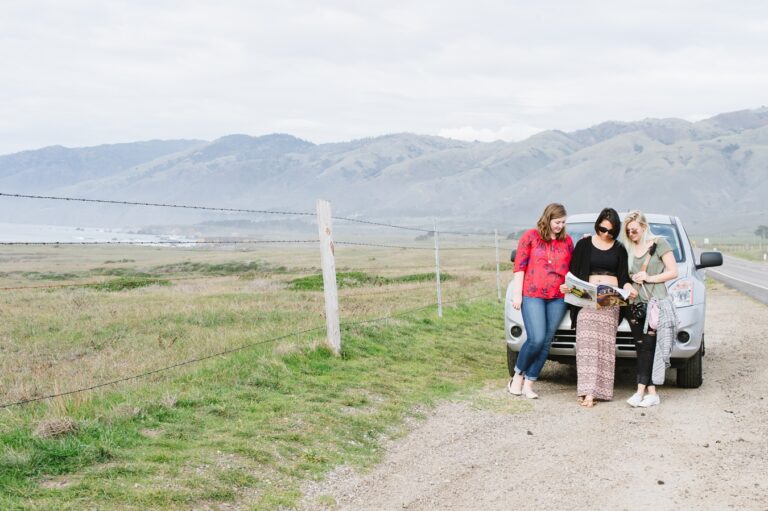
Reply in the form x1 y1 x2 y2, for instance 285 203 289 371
316 199 341 356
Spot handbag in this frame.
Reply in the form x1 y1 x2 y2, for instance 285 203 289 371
647 297 660 330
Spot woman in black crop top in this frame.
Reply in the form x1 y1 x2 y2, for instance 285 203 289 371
560 207 637 408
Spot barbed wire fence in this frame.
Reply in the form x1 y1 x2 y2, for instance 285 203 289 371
0 192 511 410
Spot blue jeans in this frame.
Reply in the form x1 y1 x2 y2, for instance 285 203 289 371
516 296 567 381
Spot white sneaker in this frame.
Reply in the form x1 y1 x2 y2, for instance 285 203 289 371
638 394 660 407
626 393 644 407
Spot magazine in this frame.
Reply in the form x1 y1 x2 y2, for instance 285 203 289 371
563 272 630 309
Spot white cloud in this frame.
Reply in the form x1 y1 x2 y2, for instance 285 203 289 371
1 1 768 154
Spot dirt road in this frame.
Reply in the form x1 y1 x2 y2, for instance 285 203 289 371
301 284 768 510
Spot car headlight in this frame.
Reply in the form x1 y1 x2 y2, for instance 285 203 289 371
668 278 694 307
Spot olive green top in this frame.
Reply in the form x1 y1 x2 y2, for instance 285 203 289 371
628 237 673 302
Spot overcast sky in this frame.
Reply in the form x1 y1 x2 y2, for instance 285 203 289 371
1 1 767 155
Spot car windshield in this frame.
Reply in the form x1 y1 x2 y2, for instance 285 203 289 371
565 222 684 262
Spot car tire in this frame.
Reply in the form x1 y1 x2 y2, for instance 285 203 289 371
506 344 518 377
676 346 703 388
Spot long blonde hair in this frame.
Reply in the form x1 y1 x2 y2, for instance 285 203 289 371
619 210 660 270
536 203 568 241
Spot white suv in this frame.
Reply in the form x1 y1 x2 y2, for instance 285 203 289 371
504 213 723 388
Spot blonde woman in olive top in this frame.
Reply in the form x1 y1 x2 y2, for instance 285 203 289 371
620 210 678 408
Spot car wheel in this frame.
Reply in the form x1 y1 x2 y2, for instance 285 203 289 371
506 344 518 377
676 346 703 388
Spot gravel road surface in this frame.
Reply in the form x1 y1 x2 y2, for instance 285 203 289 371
301 283 768 511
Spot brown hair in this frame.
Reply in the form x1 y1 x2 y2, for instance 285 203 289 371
536 203 568 241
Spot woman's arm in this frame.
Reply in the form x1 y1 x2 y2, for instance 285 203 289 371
615 243 631 288
512 271 524 310
633 250 678 284
623 282 638 300
569 237 586 275
651 251 678 283
614 244 638 298
511 230 534 309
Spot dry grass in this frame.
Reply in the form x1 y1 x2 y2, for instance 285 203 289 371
0 237 513 510
32 417 79 439
0 240 511 410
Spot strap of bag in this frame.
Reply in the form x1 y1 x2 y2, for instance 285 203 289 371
638 242 657 301
639 252 652 272
639 282 652 301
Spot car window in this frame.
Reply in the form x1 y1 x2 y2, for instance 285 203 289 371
648 223 684 262
565 222 684 262
564 223 594 242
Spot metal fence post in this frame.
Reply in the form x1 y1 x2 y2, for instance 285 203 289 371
495 229 502 302
434 220 442 318
316 199 341 356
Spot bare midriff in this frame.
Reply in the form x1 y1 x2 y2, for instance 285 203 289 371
588 275 619 287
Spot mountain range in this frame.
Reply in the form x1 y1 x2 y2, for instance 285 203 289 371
2 107 768 235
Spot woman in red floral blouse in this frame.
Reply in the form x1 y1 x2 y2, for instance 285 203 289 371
508 203 573 398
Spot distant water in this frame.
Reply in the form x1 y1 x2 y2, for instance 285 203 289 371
0 223 195 244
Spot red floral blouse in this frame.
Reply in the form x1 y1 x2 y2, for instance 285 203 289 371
514 228 573 299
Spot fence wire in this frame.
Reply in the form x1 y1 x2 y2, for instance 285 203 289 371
0 192 504 410
0 291 497 410
0 325 326 410
0 191 497 237
335 241 498 251
0 192 314 217
0 239 318 246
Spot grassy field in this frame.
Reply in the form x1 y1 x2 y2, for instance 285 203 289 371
0 240 517 510
690 235 768 263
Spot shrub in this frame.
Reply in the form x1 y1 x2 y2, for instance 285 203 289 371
85 277 171 291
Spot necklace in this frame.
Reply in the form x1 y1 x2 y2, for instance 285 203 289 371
546 240 554 264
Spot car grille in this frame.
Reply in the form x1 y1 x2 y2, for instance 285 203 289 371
551 329 637 351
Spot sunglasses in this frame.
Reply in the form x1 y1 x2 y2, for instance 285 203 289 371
626 228 640 235
596 226 613 235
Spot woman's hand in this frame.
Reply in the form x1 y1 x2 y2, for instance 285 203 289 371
512 294 522 310
632 271 648 284
624 283 638 300
559 284 571 294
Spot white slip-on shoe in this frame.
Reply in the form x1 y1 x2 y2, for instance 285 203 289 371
522 388 539 399
638 394 660 407
626 393 644 407
507 378 522 396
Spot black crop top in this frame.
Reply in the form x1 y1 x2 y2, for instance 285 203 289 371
568 237 632 329
569 237 630 288
590 242 622 276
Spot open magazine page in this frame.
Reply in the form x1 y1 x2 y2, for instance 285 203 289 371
595 284 630 307
563 272 630 309
564 272 597 308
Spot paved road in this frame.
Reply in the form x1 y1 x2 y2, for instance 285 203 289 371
704 253 768 304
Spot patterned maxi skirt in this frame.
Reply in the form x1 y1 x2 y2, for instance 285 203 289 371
576 306 620 400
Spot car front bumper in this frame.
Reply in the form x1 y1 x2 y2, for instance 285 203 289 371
505 303 705 362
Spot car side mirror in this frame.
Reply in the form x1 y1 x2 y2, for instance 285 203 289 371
510 249 517 262
696 251 723 270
